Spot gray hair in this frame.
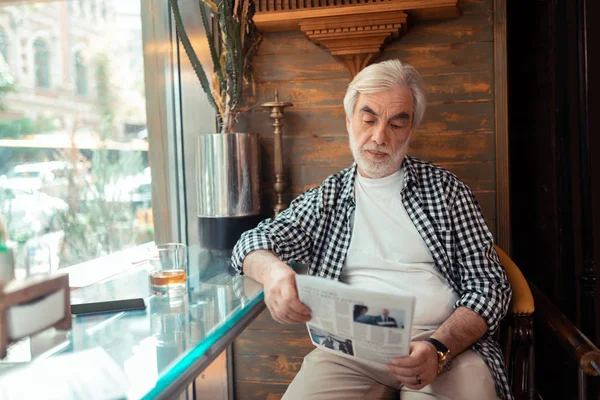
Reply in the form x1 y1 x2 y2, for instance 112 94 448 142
343 59 427 129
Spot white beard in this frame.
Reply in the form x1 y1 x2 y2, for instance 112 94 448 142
348 126 409 178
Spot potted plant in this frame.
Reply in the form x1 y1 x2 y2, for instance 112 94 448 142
169 0 263 250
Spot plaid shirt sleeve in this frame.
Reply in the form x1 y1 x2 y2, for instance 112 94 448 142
451 182 512 335
231 187 323 274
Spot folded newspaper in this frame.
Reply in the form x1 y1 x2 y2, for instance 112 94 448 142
296 275 416 364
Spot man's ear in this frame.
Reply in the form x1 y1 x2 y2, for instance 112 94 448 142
346 116 351 133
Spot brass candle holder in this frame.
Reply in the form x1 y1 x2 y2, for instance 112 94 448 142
261 90 293 216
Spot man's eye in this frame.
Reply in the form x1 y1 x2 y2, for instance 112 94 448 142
364 120 375 124
391 124 403 129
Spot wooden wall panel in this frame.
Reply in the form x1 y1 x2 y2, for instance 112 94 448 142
251 42 492 82
233 0 497 397
236 330 315 356
243 71 492 108
239 101 495 137
258 131 494 167
234 354 304 382
235 382 288 400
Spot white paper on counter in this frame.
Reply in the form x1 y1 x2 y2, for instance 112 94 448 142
0 347 130 400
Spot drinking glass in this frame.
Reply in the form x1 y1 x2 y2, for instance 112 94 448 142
148 243 187 296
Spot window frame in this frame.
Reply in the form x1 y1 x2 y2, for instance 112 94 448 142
141 2 225 396
33 37 50 89
74 50 87 96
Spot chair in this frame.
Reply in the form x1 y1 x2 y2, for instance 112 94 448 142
495 245 535 400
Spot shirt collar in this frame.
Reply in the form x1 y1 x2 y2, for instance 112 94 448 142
402 155 419 189
341 164 357 206
342 156 419 206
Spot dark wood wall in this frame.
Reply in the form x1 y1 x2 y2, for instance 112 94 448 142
508 0 600 398
234 0 498 398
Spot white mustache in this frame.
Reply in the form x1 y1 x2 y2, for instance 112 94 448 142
362 145 391 155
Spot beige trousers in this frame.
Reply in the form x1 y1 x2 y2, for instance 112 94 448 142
283 330 500 400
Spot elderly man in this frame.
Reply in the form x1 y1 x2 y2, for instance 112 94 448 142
232 59 512 400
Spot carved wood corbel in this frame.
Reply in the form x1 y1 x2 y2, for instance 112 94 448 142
300 12 408 77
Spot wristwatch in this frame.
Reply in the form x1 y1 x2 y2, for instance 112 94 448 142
424 338 453 375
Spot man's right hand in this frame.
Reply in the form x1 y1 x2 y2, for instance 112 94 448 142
242 250 312 325
264 265 312 324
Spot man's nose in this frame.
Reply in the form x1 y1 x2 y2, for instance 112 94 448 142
371 123 387 145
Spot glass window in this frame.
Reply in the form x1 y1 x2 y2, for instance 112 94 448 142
0 1 152 278
33 38 50 88
74 51 87 96
0 29 7 64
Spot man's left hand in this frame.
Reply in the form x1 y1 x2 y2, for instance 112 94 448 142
386 341 438 390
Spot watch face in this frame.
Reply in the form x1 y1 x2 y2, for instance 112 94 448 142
438 351 453 373
439 351 452 371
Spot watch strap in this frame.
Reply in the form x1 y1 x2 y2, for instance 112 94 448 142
424 337 449 353
424 337 452 375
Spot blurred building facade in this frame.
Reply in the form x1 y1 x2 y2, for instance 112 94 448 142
0 0 146 142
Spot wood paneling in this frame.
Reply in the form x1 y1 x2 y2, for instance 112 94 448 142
251 44 492 83
400 15 493 45
236 330 315 356
233 354 305 382
258 131 494 167
381 42 493 74
493 0 510 253
234 382 287 400
233 1 499 397
239 101 494 137
244 73 492 107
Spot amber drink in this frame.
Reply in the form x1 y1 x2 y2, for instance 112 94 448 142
147 243 187 296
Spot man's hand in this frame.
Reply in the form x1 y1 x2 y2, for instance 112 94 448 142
264 265 312 324
242 250 311 325
386 341 438 390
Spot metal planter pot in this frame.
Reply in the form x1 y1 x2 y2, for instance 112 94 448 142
196 133 262 250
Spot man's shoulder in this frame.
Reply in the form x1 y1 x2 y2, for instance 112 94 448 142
291 165 354 207
406 156 466 189
324 165 354 185
309 165 354 197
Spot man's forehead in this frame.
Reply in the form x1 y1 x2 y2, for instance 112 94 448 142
355 91 413 115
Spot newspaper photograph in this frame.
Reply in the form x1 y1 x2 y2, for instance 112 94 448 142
296 275 416 364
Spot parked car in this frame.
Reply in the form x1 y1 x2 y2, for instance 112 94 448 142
0 186 68 238
86 167 152 206
0 160 88 198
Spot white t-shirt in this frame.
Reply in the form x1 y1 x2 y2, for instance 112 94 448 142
340 168 458 329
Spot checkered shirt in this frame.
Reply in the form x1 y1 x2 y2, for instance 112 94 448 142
232 155 513 400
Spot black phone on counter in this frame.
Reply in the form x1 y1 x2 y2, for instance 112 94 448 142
71 298 146 316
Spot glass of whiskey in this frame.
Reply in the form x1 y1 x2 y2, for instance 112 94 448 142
148 243 187 296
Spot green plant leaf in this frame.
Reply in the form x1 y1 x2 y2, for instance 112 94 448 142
198 0 225 95
169 0 217 111
219 0 244 112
